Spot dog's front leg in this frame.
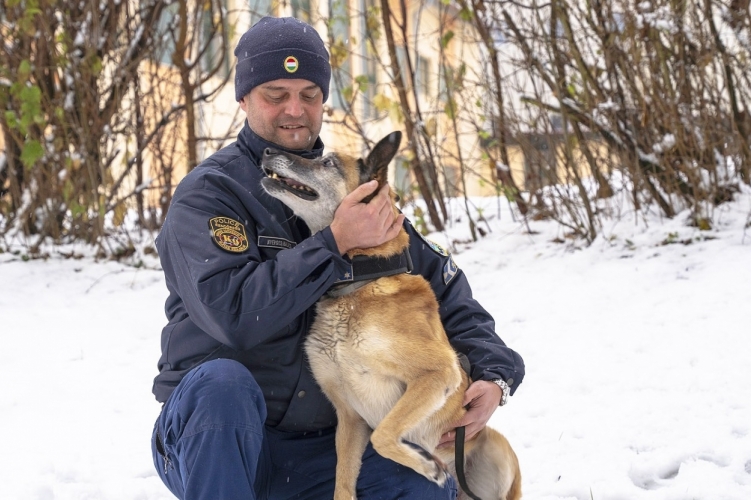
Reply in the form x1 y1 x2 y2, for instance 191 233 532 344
370 374 455 486
333 406 371 500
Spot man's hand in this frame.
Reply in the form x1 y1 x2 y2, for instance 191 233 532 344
330 181 405 255
437 380 503 448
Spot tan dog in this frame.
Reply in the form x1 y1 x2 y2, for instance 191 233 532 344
261 132 521 500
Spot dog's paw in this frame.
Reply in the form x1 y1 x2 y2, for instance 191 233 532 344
424 455 450 486
403 440 450 486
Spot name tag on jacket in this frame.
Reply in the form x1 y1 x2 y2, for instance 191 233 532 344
258 236 296 250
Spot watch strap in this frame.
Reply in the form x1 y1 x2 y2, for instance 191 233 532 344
490 378 510 406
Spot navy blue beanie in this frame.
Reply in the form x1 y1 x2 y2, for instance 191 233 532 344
234 17 331 102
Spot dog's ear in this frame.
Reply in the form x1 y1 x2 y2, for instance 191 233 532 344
361 131 402 187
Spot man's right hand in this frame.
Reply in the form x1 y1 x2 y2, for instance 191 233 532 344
329 180 405 255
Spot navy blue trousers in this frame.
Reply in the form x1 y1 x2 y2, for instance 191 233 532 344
151 359 457 499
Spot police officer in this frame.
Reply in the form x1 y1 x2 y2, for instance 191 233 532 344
151 16 524 500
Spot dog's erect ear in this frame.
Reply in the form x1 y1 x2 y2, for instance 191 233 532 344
361 131 402 187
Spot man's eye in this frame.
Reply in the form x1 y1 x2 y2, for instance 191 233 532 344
302 93 318 101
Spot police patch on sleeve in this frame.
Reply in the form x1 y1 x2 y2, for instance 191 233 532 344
415 230 449 257
428 239 448 256
443 256 458 285
208 217 249 253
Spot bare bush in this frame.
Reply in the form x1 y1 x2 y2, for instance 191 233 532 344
2 0 749 251
488 0 750 240
0 0 235 253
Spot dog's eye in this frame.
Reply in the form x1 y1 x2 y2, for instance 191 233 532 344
322 157 335 168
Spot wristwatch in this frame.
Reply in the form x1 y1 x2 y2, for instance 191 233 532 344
490 378 510 406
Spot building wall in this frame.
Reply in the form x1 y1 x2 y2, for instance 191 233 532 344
184 0 501 200
145 0 608 209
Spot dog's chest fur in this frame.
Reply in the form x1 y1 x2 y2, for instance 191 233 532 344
305 274 451 437
306 283 403 430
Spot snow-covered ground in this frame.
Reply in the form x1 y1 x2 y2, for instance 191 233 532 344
1 186 750 499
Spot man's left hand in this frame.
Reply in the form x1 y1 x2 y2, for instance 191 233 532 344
437 379 502 448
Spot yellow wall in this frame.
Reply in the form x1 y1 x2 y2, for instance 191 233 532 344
136 0 610 210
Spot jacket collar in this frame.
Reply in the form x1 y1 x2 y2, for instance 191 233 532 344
237 120 325 166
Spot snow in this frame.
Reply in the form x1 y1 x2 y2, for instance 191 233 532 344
63 91 75 111
1 186 750 499
652 134 676 154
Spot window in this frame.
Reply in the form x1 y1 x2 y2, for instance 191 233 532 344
360 0 379 119
249 0 273 26
155 3 230 75
491 22 507 46
442 164 460 198
395 48 429 97
395 46 408 87
200 1 230 78
438 63 449 101
393 157 412 199
291 0 311 22
154 3 179 66
437 62 464 102
415 55 430 97
329 0 351 110
523 135 558 189
362 55 378 119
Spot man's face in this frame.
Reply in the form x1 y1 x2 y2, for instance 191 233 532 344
240 79 324 151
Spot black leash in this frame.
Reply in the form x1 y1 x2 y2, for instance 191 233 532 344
455 425 483 500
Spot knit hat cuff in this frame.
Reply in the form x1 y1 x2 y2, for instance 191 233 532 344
234 47 330 102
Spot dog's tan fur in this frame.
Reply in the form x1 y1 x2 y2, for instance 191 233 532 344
261 132 521 500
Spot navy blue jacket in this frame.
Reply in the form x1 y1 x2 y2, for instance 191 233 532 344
153 122 524 432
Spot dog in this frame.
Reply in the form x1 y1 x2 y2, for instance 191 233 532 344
260 131 521 500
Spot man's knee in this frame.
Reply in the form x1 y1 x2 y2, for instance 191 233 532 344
387 470 457 500
358 444 457 499
173 359 267 432
154 359 268 499
361 470 457 500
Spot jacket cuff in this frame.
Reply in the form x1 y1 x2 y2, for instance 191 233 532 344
316 226 352 275
318 226 343 256
480 367 522 396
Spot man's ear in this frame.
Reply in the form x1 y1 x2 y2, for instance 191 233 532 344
362 131 402 186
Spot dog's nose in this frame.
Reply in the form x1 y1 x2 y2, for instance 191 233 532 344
264 148 279 157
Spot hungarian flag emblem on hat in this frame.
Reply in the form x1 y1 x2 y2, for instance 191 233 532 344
284 56 299 73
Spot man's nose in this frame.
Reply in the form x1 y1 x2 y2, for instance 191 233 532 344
284 96 304 117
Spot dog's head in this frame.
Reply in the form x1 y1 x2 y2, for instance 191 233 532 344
260 131 402 235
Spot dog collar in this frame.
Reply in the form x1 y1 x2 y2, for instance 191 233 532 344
327 248 413 298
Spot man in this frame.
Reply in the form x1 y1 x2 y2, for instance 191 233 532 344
151 16 524 500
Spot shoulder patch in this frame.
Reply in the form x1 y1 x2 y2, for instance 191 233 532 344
415 230 449 256
443 256 459 285
208 217 249 253
428 239 449 257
